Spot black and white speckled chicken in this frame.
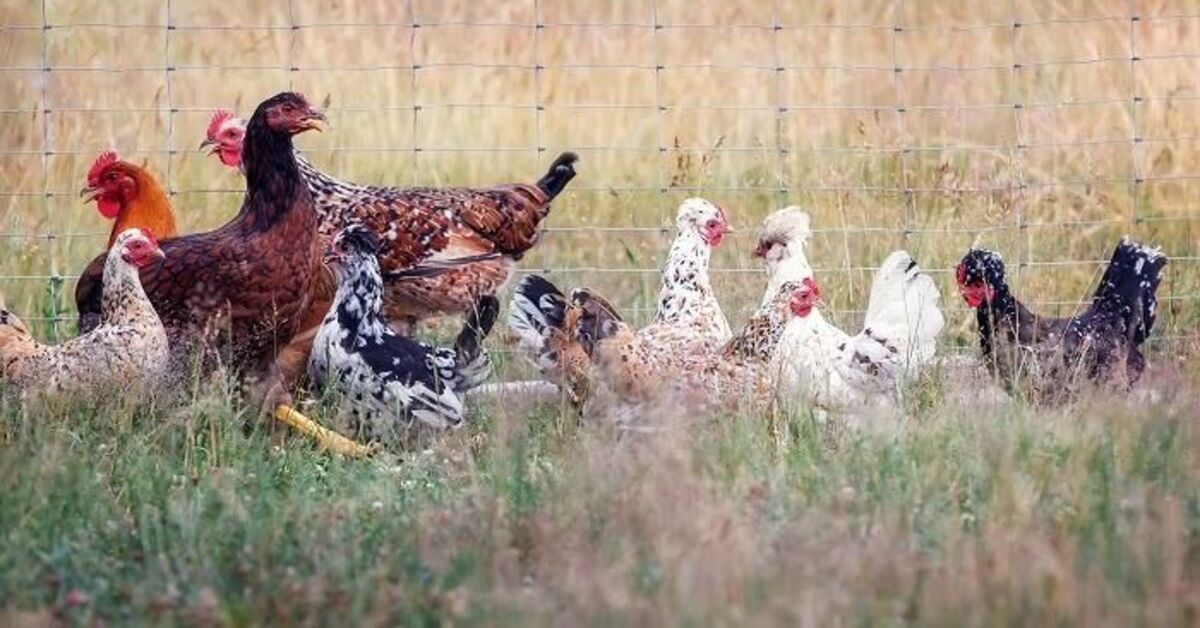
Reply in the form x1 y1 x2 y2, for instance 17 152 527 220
2 228 168 397
956 237 1167 404
309 225 499 443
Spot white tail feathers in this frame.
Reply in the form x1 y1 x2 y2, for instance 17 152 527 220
834 251 944 393
863 251 944 363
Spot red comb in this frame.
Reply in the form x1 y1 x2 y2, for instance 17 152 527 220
86 150 120 185
206 108 237 138
954 263 967 286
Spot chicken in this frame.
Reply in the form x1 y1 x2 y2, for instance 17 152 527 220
955 238 1167 404
2 228 167 396
508 198 731 407
201 108 577 331
309 225 499 442
76 151 181 332
81 150 179 248
663 280 813 413
756 207 945 410
75 92 327 409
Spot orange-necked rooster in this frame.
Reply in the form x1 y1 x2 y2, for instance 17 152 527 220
201 108 577 332
955 238 1167 404
508 198 731 409
81 150 179 248
2 228 168 396
77 151 180 332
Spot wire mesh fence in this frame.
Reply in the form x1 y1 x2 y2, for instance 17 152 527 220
0 0 1196 348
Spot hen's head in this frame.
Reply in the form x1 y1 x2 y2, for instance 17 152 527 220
326 224 380 275
676 198 729 247
254 92 326 136
82 150 141 219
955 248 1005 308
787 277 823 318
114 227 164 268
200 108 247 168
754 206 812 263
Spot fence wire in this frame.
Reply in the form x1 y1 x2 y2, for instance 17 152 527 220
0 0 1197 347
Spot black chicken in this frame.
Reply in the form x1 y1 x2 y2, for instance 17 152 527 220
955 238 1167 404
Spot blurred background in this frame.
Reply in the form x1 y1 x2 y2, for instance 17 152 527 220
0 0 1196 351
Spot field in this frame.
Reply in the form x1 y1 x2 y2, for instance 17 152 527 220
1 0 1199 625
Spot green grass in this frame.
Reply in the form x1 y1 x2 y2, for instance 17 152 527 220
2 369 1198 626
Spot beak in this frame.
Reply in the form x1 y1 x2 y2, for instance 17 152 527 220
199 137 215 151
300 109 328 133
80 186 100 203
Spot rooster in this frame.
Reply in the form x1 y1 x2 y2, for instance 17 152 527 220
201 108 577 332
508 198 731 408
955 238 1167 404
77 151 181 332
75 92 326 409
3 228 167 396
81 150 179 248
756 207 945 410
310 225 499 442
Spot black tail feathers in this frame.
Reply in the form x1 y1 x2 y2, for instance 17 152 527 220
536 152 579 199
1092 237 1168 344
514 274 569 332
455 295 500 363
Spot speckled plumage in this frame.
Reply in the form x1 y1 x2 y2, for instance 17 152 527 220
3 229 167 396
206 112 577 326
665 281 803 411
957 238 1167 404
309 226 499 443
508 198 731 409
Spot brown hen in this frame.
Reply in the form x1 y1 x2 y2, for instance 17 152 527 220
75 92 327 407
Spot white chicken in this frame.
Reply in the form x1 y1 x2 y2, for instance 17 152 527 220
1 228 168 397
755 207 945 410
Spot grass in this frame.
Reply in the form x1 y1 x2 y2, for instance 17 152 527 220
1 0 1200 624
2 373 1198 625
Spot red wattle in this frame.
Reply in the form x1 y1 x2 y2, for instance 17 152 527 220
97 197 121 219
219 148 242 167
706 227 725 247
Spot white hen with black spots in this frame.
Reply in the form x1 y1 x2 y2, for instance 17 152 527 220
309 225 499 443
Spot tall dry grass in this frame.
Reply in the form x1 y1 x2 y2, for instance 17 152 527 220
0 0 1196 345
